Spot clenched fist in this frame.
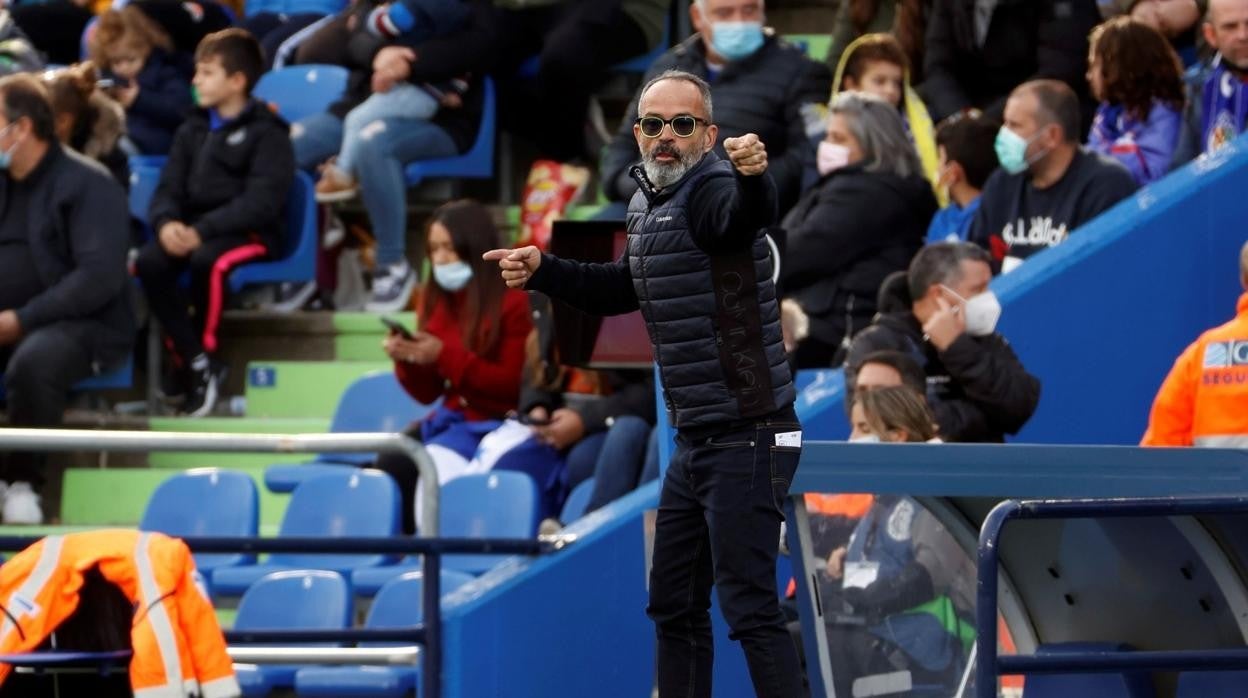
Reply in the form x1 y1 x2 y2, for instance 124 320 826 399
483 246 542 288
724 133 767 176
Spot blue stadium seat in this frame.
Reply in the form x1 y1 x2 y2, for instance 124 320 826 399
1022 643 1156 698
253 64 349 123
233 570 352 697
211 470 400 596
227 169 318 292
351 471 539 594
264 371 439 493
293 570 474 697
403 77 496 188
128 155 167 237
140 468 259 583
560 477 595 524
1176 670 1248 697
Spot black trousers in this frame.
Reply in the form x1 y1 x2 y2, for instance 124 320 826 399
0 319 131 486
498 0 648 162
646 408 805 698
134 237 267 362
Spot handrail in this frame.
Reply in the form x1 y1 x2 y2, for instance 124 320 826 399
0 428 440 535
975 496 1248 698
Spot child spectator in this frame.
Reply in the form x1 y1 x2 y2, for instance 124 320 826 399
311 0 471 202
832 33 941 198
1085 17 1185 185
135 29 295 417
926 111 1000 243
42 63 129 189
88 5 193 155
375 200 532 535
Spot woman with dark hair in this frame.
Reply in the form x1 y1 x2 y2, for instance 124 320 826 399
1086 16 1185 184
42 63 129 188
780 91 937 368
373 200 532 534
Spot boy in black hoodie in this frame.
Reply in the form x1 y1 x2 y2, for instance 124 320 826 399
135 28 295 417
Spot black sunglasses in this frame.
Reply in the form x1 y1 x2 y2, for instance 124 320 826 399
636 115 709 138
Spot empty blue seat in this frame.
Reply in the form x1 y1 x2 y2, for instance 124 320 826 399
265 372 438 493
128 155 167 237
403 77 495 188
254 64 349 123
293 570 474 697
140 468 259 583
1023 643 1156 698
227 169 318 292
351 471 539 594
233 570 352 697
560 477 595 524
212 470 400 596
74 357 134 391
1176 670 1248 697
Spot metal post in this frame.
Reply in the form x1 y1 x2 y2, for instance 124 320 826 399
975 500 1020 698
423 551 443 698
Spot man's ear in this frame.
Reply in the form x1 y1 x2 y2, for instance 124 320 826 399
704 123 718 152
1203 20 1217 50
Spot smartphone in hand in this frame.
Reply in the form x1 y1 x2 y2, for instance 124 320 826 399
381 316 414 340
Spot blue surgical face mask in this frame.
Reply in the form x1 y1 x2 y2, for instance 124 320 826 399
433 260 474 292
0 123 21 171
710 21 764 61
994 126 1040 175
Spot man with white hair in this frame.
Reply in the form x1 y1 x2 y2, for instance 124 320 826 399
488 70 805 697
600 0 831 215
1173 0 1248 164
1143 240 1248 447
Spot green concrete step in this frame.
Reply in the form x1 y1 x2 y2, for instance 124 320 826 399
146 417 332 469
242 361 391 419
61 467 290 530
334 312 397 362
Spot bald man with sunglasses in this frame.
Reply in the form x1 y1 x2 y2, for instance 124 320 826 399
487 69 803 697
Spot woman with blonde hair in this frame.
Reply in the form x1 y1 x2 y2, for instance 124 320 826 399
849 384 940 443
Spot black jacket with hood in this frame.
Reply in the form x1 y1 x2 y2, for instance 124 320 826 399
149 99 295 251
779 164 937 354
844 274 1041 443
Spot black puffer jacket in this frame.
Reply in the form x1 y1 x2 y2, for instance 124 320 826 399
844 280 1041 443
779 164 936 354
920 0 1100 123
601 33 832 214
149 99 294 250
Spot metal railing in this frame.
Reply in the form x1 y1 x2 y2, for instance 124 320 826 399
0 427 440 534
975 496 1248 698
0 534 558 698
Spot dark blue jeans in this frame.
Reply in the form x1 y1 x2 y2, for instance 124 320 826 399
646 410 804 697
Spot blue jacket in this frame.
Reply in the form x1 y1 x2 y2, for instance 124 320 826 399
925 197 980 244
1086 101 1181 185
125 49 192 156
244 0 345 18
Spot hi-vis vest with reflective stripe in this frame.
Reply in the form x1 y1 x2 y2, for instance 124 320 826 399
1142 293 1248 448
0 529 239 698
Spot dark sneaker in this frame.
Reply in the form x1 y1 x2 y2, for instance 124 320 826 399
366 260 417 313
182 356 227 418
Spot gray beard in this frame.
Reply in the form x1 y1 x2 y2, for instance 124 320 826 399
641 148 704 189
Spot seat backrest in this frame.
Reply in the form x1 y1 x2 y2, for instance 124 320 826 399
560 477 595 524
128 158 166 232
1024 643 1156 698
273 470 400 569
441 472 538 574
1176 670 1248 697
279 169 316 260
364 570 475 646
234 570 351 645
324 372 437 464
140 468 258 571
254 65 349 123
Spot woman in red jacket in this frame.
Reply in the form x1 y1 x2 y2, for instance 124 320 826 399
376 199 532 534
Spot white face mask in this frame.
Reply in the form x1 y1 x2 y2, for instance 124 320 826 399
941 284 1002 336
816 141 851 176
849 434 881 444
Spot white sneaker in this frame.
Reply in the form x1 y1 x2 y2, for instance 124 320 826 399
365 260 417 313
3 482 42 524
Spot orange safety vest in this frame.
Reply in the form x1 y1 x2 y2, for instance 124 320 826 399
0 529 239 698
1142 293 1248 447
804 493 874 518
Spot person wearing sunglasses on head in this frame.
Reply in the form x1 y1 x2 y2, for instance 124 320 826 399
486 69 804 698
